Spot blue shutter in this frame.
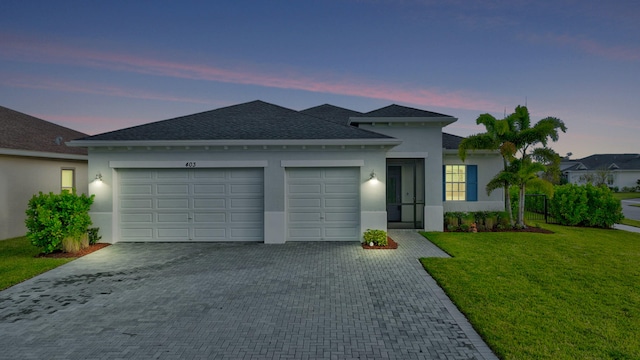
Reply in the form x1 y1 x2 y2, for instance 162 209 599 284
466 165 478 201
442 165 446 201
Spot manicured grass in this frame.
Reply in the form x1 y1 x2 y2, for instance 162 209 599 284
613 192 640 201
620 218 640 228
420 225 640 360
0 236 75 291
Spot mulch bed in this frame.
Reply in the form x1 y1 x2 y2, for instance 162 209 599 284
36 243 111 258
362 236 398 250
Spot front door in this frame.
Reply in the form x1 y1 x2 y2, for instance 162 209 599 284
386 165 402 221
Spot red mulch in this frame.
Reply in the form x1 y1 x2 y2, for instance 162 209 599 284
362 236 398 250
36 243 111 258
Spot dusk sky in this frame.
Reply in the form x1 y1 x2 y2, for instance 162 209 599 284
2 1 638 158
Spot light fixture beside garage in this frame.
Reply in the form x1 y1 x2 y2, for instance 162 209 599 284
94 172 103 182
369 170 377 181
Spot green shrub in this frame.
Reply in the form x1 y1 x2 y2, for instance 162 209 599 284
363 229 388 246
25 191 94 254
87 227 102 245
549 184 623 228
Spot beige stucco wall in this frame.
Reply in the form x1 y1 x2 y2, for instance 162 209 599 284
0 154 88 240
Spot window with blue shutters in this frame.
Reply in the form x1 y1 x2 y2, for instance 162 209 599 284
443 165 477 201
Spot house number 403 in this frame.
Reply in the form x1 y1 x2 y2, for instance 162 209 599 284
185 162 196 168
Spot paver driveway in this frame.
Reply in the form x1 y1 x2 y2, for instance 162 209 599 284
0 230 496 360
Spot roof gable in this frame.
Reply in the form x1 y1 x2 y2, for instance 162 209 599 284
364 104 454 118
300 104 363 126
0 105 87 156
79 100 393 142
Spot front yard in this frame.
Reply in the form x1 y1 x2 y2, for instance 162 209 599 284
421 225 640 359
0 236 75 291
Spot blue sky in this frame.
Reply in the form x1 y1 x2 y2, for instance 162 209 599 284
1 0 638 158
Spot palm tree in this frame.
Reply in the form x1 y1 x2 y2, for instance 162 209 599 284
508 106 566 227
459 105 566 228
459 113 517 227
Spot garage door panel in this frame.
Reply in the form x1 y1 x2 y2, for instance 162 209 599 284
325 198 358 208
118 168 263 242
193 184 226 194
325 184 358 194
289 198 322 208
289 184 322 194
286 167 360 241
230 184 262 194
120 184 153 195
230 212 262 222
158 229 190 238
230 198 262 208
324 212 359 222
157 171 189 179
121 199 153 209
120 213 153 223
157 184 189 194
157 198 189 209
157 213 190 223
193 213 226 223
121 228 153 239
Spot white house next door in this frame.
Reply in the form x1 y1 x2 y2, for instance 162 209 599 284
286 167 360 241
117 168 263 242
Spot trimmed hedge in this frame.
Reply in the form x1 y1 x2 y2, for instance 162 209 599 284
25 191 94 254
549 184 623 228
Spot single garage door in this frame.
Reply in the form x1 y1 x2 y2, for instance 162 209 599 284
286 167 360 241
118 168 263 242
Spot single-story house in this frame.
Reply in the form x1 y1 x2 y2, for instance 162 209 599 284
68 100 503 244
0 106 88 240
562 154 640 190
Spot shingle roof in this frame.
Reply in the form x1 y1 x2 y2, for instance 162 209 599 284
442 133 465 150
79 100 393 141
300 104 362 125
364 104 454 118
302 104 463 149
564 154 640 171
0 105 87 155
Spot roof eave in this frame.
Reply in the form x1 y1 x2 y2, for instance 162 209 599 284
0 147 88 161
67 138 403 148
349 116 457 126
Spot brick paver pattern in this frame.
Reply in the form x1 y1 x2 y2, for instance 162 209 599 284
0 230 497 359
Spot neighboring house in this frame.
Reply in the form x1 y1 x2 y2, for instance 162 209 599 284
68 100 503 244
0 106 88 240
562 154 640 190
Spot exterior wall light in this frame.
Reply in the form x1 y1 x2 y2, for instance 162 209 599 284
95 172 103 182
369 170 377 180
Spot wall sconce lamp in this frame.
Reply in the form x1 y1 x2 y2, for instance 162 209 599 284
369 170 377 181
94 172 103 182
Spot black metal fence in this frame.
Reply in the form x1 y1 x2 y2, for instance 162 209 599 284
524 194 559 224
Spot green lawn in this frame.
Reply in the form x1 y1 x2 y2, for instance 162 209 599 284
0 236 75 291
621 218 640 228
420 225 640 360
613 192 640 201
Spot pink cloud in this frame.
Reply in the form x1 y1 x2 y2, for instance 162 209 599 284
527 33 640 62
1 74 212 104
1 33 503 112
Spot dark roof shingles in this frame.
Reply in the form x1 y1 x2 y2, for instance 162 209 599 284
0 105 87 155
364 104 454 118
82 101 393 141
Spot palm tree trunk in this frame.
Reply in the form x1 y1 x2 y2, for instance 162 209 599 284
504 183 514 227
518 184 526 228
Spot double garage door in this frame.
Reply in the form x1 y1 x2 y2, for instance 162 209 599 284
117 167 360 242
118 168 263 241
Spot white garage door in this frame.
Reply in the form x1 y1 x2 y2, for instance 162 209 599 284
286 167 360 241
118 168 263 242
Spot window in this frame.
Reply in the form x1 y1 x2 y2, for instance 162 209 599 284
61 169 75 192
443 165 477 201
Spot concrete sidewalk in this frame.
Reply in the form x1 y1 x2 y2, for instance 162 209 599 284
0 230 496 360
